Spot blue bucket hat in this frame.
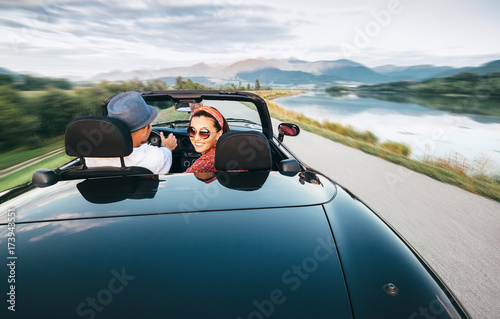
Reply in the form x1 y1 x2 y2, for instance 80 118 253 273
107 91 158 132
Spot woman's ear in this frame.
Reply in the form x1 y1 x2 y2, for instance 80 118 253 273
216 130 223 141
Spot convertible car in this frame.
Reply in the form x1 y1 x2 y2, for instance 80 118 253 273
1 90 469 318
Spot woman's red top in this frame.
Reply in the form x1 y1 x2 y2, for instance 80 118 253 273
186 146 216 173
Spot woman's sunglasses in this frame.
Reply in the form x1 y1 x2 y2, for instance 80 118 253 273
187 126 220 139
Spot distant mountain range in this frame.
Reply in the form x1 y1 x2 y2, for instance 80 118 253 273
0 67 47 79
88 58 500 87
2 58 500 88
0 67 21 78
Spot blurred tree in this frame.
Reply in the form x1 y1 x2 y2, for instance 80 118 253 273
255 79 261 90
185 78 195 89
51 78 73 90
74 85 114 116
172 77 208 90
0 86 36 150
143 79 169 91
14 75 73 90
118 78 145 92
449 72 479 82
37 89 81 138
18 75 46 90
0 74 14 86
175 76 183 90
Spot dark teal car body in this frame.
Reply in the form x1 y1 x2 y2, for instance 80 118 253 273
0 91 469 318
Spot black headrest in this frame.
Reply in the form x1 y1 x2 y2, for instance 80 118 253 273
65 116 133 157
215 131 271 171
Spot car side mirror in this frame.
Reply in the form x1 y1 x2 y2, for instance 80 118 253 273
279 159 301 176
175 102 191 112
32 169 59 187
175 102 203 112
277 123 300 142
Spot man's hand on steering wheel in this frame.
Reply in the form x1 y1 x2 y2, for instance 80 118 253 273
161 132 177 151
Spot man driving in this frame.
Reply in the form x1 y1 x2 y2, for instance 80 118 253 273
86 91 177 174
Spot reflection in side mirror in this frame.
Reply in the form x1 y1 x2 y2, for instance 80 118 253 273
175 102 192 112
277 123 300 142
175 102 203 112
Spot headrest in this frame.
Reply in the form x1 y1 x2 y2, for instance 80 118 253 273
215 131 271 171
65 116 133 157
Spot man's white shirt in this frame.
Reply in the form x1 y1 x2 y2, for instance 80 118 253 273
86 143 173 174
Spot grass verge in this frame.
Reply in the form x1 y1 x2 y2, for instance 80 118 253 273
0 139 64 170
258 90 500 202
0 152 74 192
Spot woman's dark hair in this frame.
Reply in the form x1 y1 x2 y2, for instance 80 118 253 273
189 107 230 133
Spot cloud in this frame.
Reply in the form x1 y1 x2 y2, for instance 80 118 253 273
0 0 498 78
0 0 301 77
2 1 295 56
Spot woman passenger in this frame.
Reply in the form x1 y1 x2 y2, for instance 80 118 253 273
186 106 229 173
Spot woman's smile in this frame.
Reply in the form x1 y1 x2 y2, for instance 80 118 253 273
193 141 206 150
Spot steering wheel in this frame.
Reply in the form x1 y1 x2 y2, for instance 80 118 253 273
148 130 162 147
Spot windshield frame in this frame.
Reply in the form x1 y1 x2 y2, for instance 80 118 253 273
135 90 273 138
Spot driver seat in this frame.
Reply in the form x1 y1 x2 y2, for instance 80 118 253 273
60 116 153 179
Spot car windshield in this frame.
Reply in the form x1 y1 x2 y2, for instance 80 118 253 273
151 98 262 130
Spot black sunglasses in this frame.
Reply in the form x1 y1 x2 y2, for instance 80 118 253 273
187 126 220 139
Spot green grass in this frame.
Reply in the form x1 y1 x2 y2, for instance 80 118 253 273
0 152 74 192
254 90 305 100
0 139 64 170
17 90 54 99
380 140 411 156
18 89 80 99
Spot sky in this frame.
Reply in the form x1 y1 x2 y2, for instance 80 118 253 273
1 0 499 79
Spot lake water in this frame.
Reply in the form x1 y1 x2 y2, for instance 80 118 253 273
274 91 500 168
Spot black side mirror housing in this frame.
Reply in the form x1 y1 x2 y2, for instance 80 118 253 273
279 159 301 176
32 169 59 187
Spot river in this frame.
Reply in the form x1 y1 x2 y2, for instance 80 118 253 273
274 91 500 171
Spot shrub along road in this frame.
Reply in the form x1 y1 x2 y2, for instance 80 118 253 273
277 119 500 319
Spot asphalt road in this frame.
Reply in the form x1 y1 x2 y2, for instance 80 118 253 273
277 120 500 319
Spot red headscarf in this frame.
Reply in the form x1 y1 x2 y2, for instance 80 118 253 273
191 106 224 128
